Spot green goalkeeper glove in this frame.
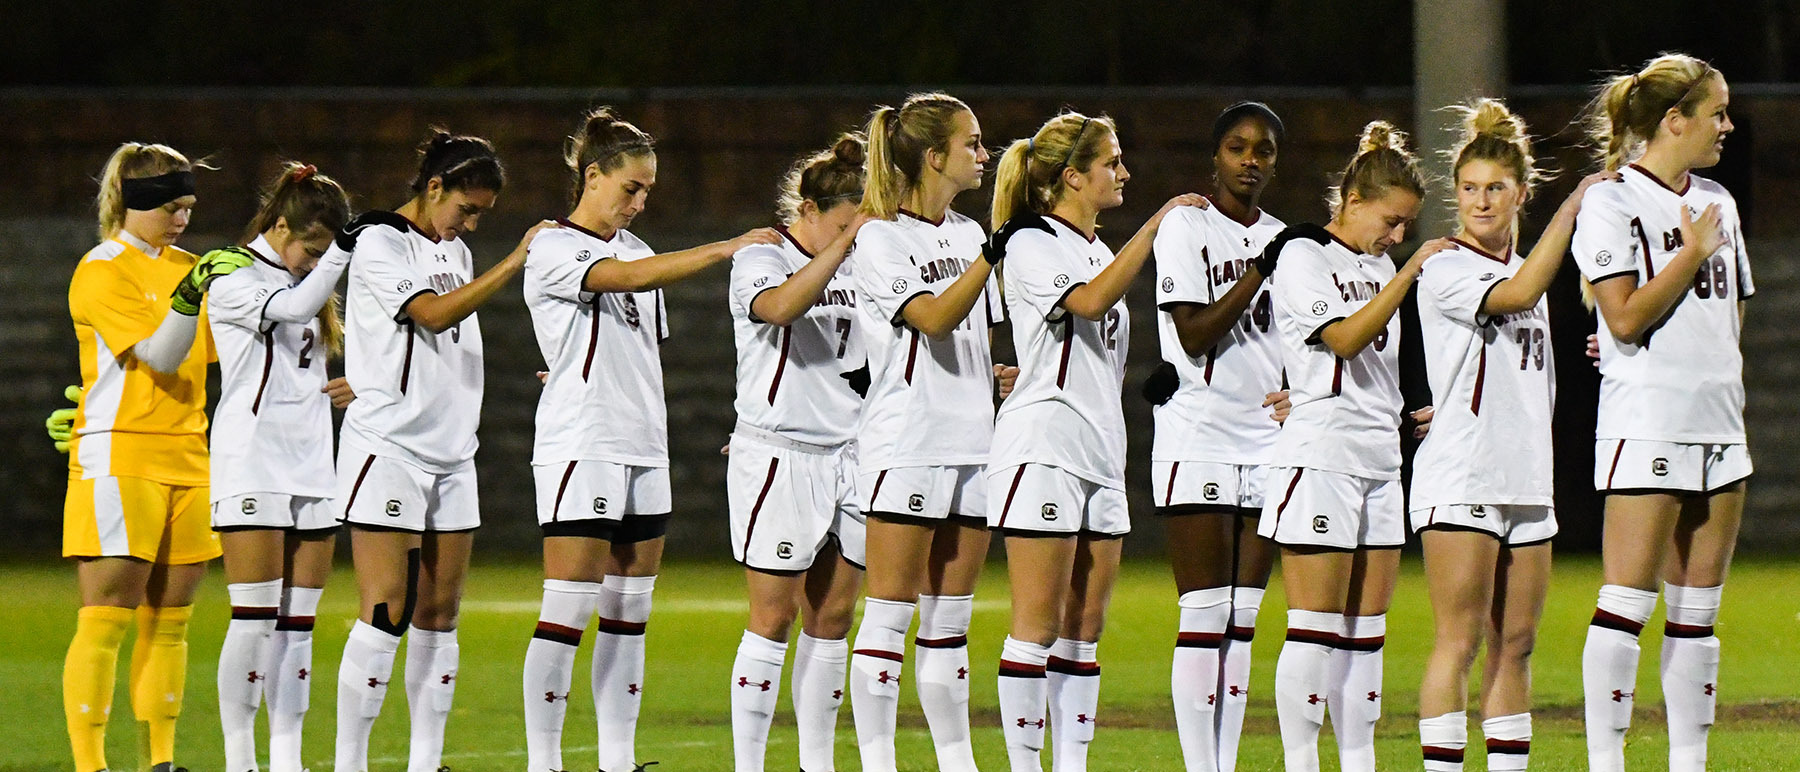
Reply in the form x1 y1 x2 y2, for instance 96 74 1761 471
47 384 81 453
170 246 254 316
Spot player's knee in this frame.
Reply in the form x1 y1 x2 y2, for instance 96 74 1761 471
1494 626 1538 666
747 601 800 641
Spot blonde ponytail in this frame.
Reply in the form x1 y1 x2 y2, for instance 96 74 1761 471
857 93 970 219
988 112 1117 229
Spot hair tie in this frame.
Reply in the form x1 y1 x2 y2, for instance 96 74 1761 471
292 164 317 182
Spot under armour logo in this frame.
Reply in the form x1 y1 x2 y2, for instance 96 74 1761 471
937 239 952 249
628 683 641 695
832 689 843 700
1016 718 1045 728
1206 693 1216 705
736 677 772 691
1228 685 1246 697
1243 237 1252 248
440 674 455 685
1704 683 1716 696
1076 713 1094 724
297 668 309 680
544 691 567 703
956 667 968 680
247 671 263 683
1612 689 1633 702
368 677 388 688
1307 693 1323 705
1366 690 1380 702
876 670 895 685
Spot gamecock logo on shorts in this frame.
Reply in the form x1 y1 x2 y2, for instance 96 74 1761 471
1471 505 1487 518
776 542 793 559
1312 515 1329 534
908 493 925 513
1202 483 1220 501
1041 503 1059 521
594 497 608 515
385 499 402 517
241 498 258 515
1652 458 1669 476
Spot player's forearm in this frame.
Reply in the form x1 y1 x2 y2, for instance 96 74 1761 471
1063 239 1151 321
1169 272 1265 356
1600 246 1709 343
584 242 732 294
262 253 348 324
903 260 993 339
406 251 524 333
133 310 200 374
753 252 850 327
1486 211 1576 315
1318 269 1415 359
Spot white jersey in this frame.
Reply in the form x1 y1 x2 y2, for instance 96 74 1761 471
339 217 484 474
1151 202 1286 464
853 209 1001 470
1571 165 1751 444
990 215 1131 488
525 220 669 467
729 228 864 447
1410 238 1555 508
206 235 337 500
1268 234 1403 480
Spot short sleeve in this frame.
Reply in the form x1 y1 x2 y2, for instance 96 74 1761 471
1420 252 1506 327
1153 208 1214 307
206 270 281 332
1270 241 1347 345
525 229 598 305
729 245 790 324
1005 230 1084 322
982 270 1007 327
69 257 161 353
1570 188 1640 285
852 224 932 326
354 226 434 322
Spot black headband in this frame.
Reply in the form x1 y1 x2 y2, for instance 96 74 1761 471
1214 101 1285 150
121 170 195 211
1061 118 1094 170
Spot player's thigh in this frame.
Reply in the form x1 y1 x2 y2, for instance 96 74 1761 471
75 556 154 608
1279 546 1353 613
220 527 289 584
143 560 207 608
1600 492 1683 590
800 541 864 640
1345 546 1401 617
1667 481 1745 588
348 525 424 621
745 568 807 641
1420 528 1501 639
1003 532 1078 643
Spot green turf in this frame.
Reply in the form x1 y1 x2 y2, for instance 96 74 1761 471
3 555 1797 771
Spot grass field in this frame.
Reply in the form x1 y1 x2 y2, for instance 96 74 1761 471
3 554 1796 771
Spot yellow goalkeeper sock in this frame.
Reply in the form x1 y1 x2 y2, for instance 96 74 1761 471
130 605 192 767
65 605 133 772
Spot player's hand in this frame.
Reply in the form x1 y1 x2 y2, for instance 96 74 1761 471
982 210 1053 265
1559 171 1620 219
1263 390 1292 424
536 370 549 384
720 443 731 456
1679 203 1726 259
323 377 355 409
1255 222 1331 277
994 363 1021 400
1412 237 1456 263
1409 406 1435 438
728 228 784 253
1142 361 1178 406
1587 333 1600 368
171 246 254 316
1145 193 1207 232
334 210 413 251
47 384 81 453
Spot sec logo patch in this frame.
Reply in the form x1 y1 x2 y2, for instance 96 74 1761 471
1053 274 1071 288
1311 300 1329 316
892 278 908 294
1595 250 1613 267
1162 277 1175 293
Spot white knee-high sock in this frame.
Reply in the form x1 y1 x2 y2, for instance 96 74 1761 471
1661 584 1723 772
1172 588 1231 772
220 579 283 772
997 636 1050 772
1047 638 1101 772
914 594 977 772
594 574 655 772
524 579 601 772
267 585 322 772
731 631 788 772
791 632 848 772
1481 712 1531 772
404 626 459 772
1216 586 1262 772
335 621 400 772
1582 584 1656 772
1418 710 1467 772
1274 610 1341 772
1330 614 1385 772
849 598 913 772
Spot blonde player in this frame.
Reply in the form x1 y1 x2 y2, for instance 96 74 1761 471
985 110 1202 772
1259 122 1427 772
1410 100 1612 772
519 107 781 772
725 134 871 772
848 92 1010 772
1573 55 1749 772
1147 101 1291 772
333 130 548 772
207 162 358 772
62 142 247 772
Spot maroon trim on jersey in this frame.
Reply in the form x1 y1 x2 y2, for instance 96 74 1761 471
550 461 578 522
1271 468 1305 531
343 454 377 515
1470 344 1487 416
251 325 277 415
767 326 792 404
398 323 417 395
1325 229 1360 255
1448 236 1513 265
1203 345 1217 384
869 469 889 505
582 296 602 381
1045 213 1097 243
897 208 944 227
402 215 440 243
1604 440 1627 488
247 242 286 271
555 217 617 243
1205 195 1264 229
1164 462 1180 506
776 226 815 258
903 329 922 384
1635 218 1657 280
741 457 781 560
1056 319 1076 388
1628 163 1691 196
996 465 1029 528
1331 357 1344 396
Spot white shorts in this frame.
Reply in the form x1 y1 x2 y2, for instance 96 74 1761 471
1595 440 1752 494
728 430 865 572
533 460 672 526
1258 467 1403 550
859 464 987 524
987 464 1130 536
337 452 479 533
1151 460 1268 513
212 493 337 532
1410 504 1558 546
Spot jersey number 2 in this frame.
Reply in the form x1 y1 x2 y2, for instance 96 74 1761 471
298 328 315 368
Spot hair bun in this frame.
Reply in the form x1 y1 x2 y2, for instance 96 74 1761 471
832 133 867 167
1358 121 1407 154
1466 98 1523 143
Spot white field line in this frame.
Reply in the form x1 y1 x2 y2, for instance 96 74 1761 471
459 598 1009 614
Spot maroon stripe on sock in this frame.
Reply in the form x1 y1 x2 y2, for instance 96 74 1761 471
231 606 279 620
1176 631 1225 649
275 615 316 632
596 617 647 636
914 635 968 649
1227 625 1256 641
1486 738 1531 755
533 621 584 646
997 659 1046 678
1590 608 1645 636
1338 634 1385 652
1285 627 1339 647
1664 621 1714 639
1422 745 1466 763
853 648 904 662
1046 656 1100 676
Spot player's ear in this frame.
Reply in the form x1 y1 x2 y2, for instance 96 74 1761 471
797 198 819 222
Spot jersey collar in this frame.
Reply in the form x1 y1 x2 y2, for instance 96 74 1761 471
1627 163 1692 196
1045 213 1097 243
1204 195 1263 229
245 234 289 271
115 229 162 258
897 208 945 227
555 217 617 243
1447 236 1512 264
776 226 815 258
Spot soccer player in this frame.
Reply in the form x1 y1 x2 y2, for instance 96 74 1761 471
724 134 870 772
206 162 359 772
1148 102 1292 772
1410 100 1612 772
62 142 248 772
332 130 548 772
847 92 1003 772
1259 121 1427 772
985 110 1202 772
1573 54 1749 772
519 107 781 772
